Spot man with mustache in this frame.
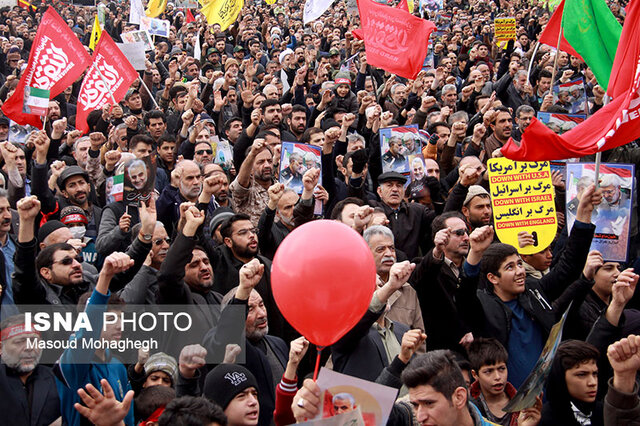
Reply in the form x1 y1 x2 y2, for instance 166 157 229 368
30 132 103 253
409 211 476 352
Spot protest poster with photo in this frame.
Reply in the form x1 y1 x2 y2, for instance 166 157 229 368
494 17 516 42
121 30 154 51
379 124 422 174
504 304 571 412
536 111 586 135
106 174 124 204
488 158 557 255
140 17 171 38
214 138 234 173
566 163 635 262
124 155 156 205
314 368 397 426
279 142 322 194
22 87 49 116
552 77 588 114
419 0 443 14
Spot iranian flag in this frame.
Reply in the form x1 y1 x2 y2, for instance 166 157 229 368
23 87 50 116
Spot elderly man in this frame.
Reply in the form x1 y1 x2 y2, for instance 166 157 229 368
595 173 631 235
363 225 425 346
127 159 148 191
382 136 407 173
0 314 61 425
157 160 223 236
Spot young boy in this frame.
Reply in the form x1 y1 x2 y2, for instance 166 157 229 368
467 338 519 426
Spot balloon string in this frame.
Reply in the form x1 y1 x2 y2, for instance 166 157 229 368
313 346 324 381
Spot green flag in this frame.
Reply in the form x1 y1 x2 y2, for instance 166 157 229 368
562 0 622 90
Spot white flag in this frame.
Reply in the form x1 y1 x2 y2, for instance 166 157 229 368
194 30 201 61
303 0 337 24
130 0 144 25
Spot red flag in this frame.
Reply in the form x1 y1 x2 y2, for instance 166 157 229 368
357 0 435 79
501 0 640 161
537 0 582 60
186 8 195 23
76 33 138 134
1 7 92 128
397 0 409 11
352 28 364 40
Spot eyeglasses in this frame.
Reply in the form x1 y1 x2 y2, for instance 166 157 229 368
53 255 83 266
154 237 171 246
451 228 469 236
235 228 258 237
196 149 213 155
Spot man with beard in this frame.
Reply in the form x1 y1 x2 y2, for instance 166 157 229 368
117 221 170 305
471 106 512 163
279 152 303 191
204 163 231 208
382 136 407 173
230 139 274 226
495 68 536 113
30 132 104 249
288 105 307 141
157 160 223 237
0 314 61 426
409 212 476 351
461 186 492 229
203 259 289 426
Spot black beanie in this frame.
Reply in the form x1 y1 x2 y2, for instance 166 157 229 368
37 220 67 243
203 364 259 409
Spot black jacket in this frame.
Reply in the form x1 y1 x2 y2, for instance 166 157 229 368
410 249 472 351
257 196 314 260
331 307 409 382
203 296 289 426
366 200 436 259
463 221 596 347
0 364 60 426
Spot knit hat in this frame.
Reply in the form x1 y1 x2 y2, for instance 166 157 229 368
203 364 258 409
463 185 490 206
144 352 178 385
209 207 234 236
37 220 67 243
321 119 341 132
334 71 351 85
60 206 88 226
225 58 239 71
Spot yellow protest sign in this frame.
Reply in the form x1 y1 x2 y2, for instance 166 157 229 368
266 0 276 4
494 17 516 42
201 0 244 30
488 158 557 255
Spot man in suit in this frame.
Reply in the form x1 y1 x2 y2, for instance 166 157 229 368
331 261 415 382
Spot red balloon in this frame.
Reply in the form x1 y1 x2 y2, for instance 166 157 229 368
271 220 377 347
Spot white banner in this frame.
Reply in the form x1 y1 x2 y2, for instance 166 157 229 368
303 0 337 24
129 0 144 25
117 42 147 70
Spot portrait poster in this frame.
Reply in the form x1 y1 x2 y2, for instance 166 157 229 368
279 142 322 195
537 111 586 135
314 368 397 426
139 17 171 38
503 304 571 412
552 77 588 115
121 30 155 51
566 163 634 262
214 138 234 174
124 155 156 205
488 158 557 255
379 124 422 174
106 173 124 204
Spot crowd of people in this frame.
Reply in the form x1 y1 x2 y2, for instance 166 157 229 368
1 0 640 424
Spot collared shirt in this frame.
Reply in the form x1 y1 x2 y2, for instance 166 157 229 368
1 235 15 307
444 256 461 280
373 318 402 364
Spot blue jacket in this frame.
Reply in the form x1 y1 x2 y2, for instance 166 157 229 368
54 289 134 426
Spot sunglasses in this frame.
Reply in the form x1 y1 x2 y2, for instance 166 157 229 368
196 149 213 155
451 228 469 236
154 237 171 246
53 255 83 266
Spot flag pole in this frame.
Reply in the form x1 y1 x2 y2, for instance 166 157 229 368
550 26 563 85
527 41 540 84
137 75 161 110
593 95 611 187
91 62 118 106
